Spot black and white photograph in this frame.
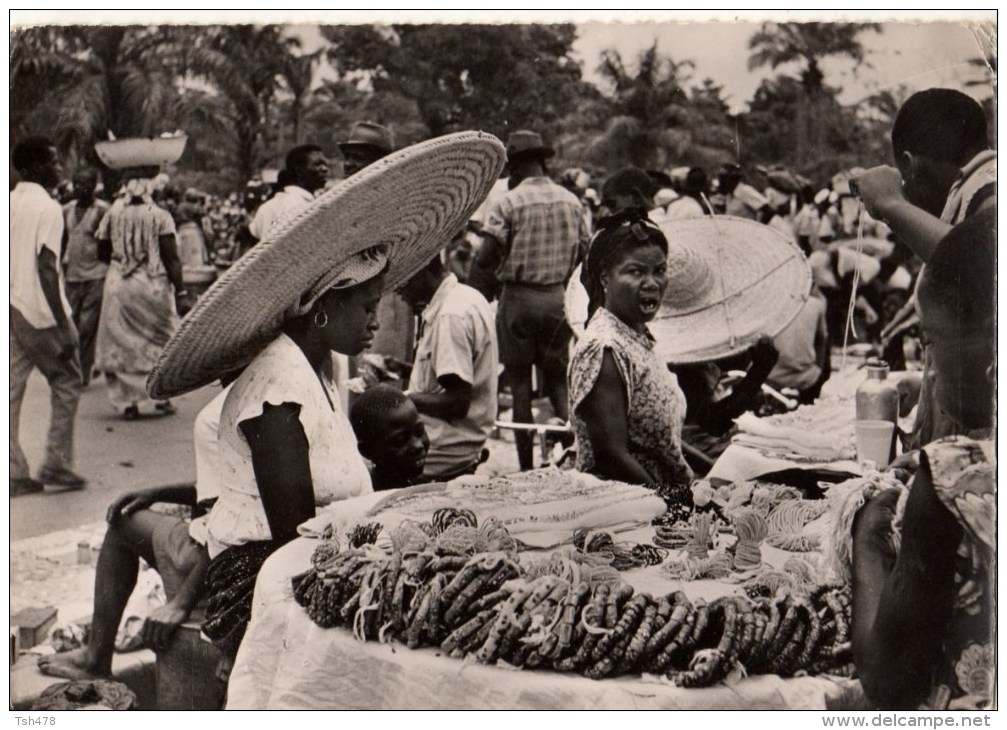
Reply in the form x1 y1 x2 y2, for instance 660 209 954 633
8 9 997 716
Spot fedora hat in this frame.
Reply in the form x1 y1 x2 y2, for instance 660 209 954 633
338 122 395 156
147 131 505 400
648 216 811 364
505 130 555 162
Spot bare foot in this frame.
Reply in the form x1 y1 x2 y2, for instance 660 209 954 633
36 648 109 681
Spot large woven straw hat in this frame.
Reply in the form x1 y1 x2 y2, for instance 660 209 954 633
147 131 505 399
649 216 811 364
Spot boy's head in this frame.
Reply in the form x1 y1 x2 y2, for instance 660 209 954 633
891 89 989 216
917 207 996 431
350 384 429 485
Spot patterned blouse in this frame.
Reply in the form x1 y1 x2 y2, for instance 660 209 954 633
569 307 693 486
919 436 995 710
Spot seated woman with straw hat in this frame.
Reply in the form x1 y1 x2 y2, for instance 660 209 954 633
569 209 693 487
144 132 506 660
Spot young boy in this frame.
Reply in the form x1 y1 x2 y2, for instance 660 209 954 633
350 384 431 491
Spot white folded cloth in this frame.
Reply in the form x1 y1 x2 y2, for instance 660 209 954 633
733 413 847 461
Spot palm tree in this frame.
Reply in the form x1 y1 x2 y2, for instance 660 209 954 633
10 26 185 170
747 22 880 160
280 49 323 145
183 25 295 184
589 42 694 170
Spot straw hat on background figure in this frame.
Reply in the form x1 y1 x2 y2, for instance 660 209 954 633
148 131 506 399
647 216 811 364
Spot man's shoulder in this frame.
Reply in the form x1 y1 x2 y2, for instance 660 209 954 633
13 184 61 218
440 282 491 315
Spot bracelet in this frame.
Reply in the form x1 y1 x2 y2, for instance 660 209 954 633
175 290 189 298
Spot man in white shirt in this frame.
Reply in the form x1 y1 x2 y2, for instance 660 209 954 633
397 254 498 480
248 144 329 242
10 137 86 494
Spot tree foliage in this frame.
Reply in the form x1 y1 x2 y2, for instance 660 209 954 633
12 21 967 195
320 24 586 140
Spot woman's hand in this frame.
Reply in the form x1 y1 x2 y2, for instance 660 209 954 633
141 601 190 650
749 334 779 372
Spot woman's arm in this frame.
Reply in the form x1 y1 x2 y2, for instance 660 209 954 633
106 484 198 524
239 402 316 547
577 350 655 485
410 374 472 422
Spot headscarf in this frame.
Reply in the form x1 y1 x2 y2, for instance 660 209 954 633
289 243 391 318
581 207 668 317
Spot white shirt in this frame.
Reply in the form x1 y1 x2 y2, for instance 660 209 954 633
248 185 314 241
10 182 71 328
408 274 498 477
203 334 372 557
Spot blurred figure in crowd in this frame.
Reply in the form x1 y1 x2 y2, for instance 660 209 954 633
339 122 395 178
62 169 110 386
249 144 329 243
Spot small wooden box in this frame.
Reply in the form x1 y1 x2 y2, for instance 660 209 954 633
11 607 57 650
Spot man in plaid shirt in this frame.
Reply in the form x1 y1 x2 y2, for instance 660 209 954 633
473 130 590 470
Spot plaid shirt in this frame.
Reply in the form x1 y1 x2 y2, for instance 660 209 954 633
482 177 589 285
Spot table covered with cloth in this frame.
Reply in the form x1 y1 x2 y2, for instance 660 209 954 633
708 365 914 483
225 485 865 710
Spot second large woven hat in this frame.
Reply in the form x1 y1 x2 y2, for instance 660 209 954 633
650 216 811 364
147 131 505 399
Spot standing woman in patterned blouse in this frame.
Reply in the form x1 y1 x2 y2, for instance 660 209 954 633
568 209 693 487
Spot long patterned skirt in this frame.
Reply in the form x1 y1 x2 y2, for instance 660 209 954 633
95 265 179 411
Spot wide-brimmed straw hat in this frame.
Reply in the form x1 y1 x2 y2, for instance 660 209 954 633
649 216 811 364
147 131 505 399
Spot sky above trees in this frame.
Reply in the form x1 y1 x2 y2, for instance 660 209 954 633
572 21 992 114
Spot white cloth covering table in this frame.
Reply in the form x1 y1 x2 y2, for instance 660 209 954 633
226 503 865 710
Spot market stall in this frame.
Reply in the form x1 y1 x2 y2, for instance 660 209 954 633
225 469 872 710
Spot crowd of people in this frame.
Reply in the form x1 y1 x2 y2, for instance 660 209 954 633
12 87 994 711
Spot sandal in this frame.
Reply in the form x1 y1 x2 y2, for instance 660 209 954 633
123 405 140 421
155 401 177 415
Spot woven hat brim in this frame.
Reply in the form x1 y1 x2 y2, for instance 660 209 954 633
649 216 811 364
147 131 506 400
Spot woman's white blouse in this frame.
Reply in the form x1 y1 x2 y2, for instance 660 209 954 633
203 334 372 557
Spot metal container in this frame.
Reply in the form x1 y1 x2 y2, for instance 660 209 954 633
855 358 899 462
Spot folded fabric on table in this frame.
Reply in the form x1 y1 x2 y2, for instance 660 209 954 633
733 413 849 461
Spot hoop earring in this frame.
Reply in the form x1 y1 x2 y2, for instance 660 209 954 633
314 309 328 328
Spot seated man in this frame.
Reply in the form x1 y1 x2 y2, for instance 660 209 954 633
349 384 430 491
397 254 498 481
671 336 780 466
851 209 995 710
766 287 829 404
37 389 228 679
